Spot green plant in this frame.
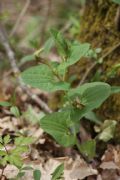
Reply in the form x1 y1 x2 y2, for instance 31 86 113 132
51 163 64 180
0 134 34 179
21 29 118 160
33 169 41 180
111 0 120 4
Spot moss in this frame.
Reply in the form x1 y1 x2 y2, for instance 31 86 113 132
70 0 120 141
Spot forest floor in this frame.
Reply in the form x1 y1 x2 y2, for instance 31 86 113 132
0 0 120 180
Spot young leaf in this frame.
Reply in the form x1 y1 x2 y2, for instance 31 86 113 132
40 111 76 147
21 65 70 92
3 135 11 145
43 37 54 55
51 163 64 180
58 42 90 75
50 28 69 58
84 111 101 125
0 101 11 107
79 140 96 160
0 150 7 156
12 146 28 155
68 82 111 111
33 169 41 180
15 136 34 146
10 106 20 117
0 136 3 144
111 0 120 4
8 154 23 168
23 106 45 124
111 86 120 94
16 171 25 178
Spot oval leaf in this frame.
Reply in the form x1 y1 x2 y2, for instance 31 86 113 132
58 43 90 74
40 111 76 147
68 82 111 111
33 169 41 180
21 65 70 92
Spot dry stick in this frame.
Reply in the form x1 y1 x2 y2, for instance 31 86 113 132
79 61 96 85
9 0 31 37
0 25 52 113
79 42 120 85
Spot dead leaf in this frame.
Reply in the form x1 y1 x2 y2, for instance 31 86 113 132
100 161 119 170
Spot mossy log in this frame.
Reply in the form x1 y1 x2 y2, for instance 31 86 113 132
73 0 120 141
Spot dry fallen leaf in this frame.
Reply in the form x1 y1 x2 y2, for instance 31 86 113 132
100 161 119 170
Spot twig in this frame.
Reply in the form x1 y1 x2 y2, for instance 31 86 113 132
78 61 96 85
0 24 52 113
10 0 31 37
0 165 6 180
101 42 120 60
78 42 120 85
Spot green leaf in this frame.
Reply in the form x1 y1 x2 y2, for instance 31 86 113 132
0 101 11 107
51 163 64 180
21 64 70 92
43 37 54 55
84 111 101 125
33 169 41 180
10 106 20 117
0 150 7 156
50 29 69 58
68 82 111 111
79 140 96 159
12 146 28 155
23 106 45 124
40 111 76 147
0 155 8 166
111 86 120 94
98 120 117 142
16 171 25 178
3 135 11 145
58 43 90 75
15 136 34 146
0 136 3 144
111 0 120 4
20 54 35 66
8 154 23 168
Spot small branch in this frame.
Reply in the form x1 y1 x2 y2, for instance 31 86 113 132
78 61 96 86
0 165 7 180
101 42 120 60
0 24 52 113
10 0 31 37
